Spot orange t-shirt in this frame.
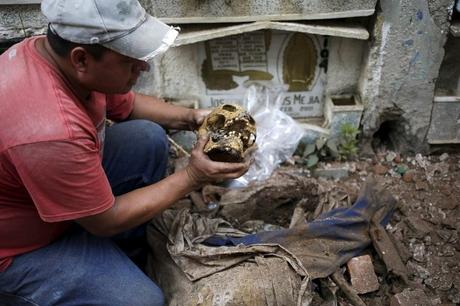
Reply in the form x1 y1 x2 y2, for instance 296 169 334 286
0 36 135 271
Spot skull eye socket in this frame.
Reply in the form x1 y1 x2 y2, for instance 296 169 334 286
247 115 255 125
221 104 237 112
207 114 226 130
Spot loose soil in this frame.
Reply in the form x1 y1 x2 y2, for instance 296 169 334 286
169 149 460 305
292 150 460 305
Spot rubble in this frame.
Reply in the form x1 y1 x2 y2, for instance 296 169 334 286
346 255 380 294
439 153 449 162
373 164 388 175
402 170 416 182
331 270 367 306
159 149 460 305
390 288 430 306
370 222 409 284
312 167 349 180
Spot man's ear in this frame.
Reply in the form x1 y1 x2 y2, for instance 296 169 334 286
69 47 89 72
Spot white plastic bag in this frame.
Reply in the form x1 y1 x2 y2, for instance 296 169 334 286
231 83 305 186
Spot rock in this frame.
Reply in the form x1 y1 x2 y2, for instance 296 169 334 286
415 180 429 191
415 153 429 169
425 272 454 291
346 255 380 294
394 154 402 163
373 164 388 175
438 245 456 257
439 185 452 196
169 130 197 152
395 164 408 175
388 168 401 178
439 153 449 162
405 216 433 238
346 162 357 173
386 151 398 162
407 260 430 279
312 168 349 180
390 288 430 306
402 170 416 182
409 239 426 262
436 194 460 210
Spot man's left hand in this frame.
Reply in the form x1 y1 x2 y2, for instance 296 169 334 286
188 109 211 130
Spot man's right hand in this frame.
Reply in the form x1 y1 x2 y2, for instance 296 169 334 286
185 135 252 187
77 135 253 237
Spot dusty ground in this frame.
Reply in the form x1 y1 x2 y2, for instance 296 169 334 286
291 150 460 305
168 146 460 305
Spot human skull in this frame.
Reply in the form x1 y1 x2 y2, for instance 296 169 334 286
199 104 256 163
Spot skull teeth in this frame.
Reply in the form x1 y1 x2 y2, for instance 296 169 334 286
248 134 256 145
224 117 250 128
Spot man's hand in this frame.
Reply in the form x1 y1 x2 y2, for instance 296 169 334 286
185 135 252 187
188 108 211 131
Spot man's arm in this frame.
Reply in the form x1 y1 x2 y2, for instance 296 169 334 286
76 136 250 236
128 93 208 130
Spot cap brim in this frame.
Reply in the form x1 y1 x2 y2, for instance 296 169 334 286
102 15 178 61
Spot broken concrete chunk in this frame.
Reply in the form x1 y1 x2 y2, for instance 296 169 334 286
373 164 388 175
346 255 380 294
402 170 416 183
390 288 430 306
405 216 434 239
439 153 449 162
312 167 349 180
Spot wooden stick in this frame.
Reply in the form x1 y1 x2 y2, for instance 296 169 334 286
167 135 191 157
331 271 367 306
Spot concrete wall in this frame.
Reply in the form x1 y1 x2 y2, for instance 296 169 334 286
0 0 457 152
139 0 377 23
326 37 366 96
358 0 455 152
435 35 460 96
0 4 45 41
133 34 366 109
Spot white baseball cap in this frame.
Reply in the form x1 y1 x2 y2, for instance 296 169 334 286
41 0 179 61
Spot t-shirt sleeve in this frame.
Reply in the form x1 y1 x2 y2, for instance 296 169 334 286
8 139 114 222
106 91 135 122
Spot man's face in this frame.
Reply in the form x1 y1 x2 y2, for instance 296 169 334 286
82 49 150 94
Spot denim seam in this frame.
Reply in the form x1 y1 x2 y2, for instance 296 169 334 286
0 291 40 306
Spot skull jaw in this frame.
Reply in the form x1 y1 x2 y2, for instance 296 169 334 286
206 148 243 163
204 137 244 163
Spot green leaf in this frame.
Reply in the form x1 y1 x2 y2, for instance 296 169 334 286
316 137 326 150
326 139 339 156
396 165 408 175
306 154 319 168
303 143 316 157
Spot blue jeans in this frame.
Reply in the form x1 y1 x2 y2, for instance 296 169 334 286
0 120 169 306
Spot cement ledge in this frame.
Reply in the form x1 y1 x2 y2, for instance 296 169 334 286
174 21 369 47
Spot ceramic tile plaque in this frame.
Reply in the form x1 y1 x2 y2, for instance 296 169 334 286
198 30 328 118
